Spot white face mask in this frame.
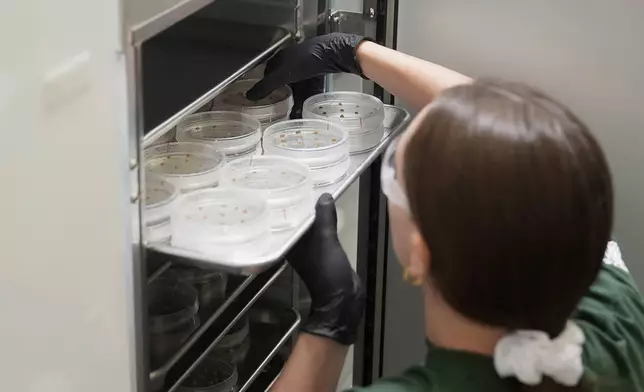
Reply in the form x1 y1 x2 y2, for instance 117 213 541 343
381 134 410 212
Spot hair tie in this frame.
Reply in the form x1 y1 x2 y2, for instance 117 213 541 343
494 321 585 386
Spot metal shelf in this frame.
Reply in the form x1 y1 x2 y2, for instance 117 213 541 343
147 105 411 275
164 304 300 392
141 20 293 144
238 307 300 392
125 0 221 45
149 262 288 391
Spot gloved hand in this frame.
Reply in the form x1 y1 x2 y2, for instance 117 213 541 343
246 33 371 102
286 193 365 346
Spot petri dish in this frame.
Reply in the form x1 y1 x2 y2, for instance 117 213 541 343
348 124 385 154
170 265 227 312
263 119 350 187
144 142 227 193
148 278 199 335
177 358 238 392
148 278 201 369
143 174 178 244
144 173 179 225
208 315 250 366
171 188 271 260
220 156 314 231
176 111 262 159
211 79 293 127
145 219 172 244
302 92 385 154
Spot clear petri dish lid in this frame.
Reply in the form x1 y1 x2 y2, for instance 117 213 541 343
171 188 270 244
176 111 262 158
221 156 310 191
211 79 293 124
262 119 349 167
144 173 179 225
144 142 227 192
220 156 312 205
302 91 385 132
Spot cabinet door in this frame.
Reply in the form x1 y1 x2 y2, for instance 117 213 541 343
318 0 399 389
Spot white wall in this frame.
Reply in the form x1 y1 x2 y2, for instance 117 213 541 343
0 1 137 391
397 0 644 286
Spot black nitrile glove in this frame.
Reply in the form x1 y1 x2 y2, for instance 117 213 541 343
286 193 365 345
289 76 324 119
246 33 371 102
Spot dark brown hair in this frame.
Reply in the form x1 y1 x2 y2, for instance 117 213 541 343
403 80 613 392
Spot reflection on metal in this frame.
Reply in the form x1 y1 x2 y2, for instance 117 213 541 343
148 105 411 274
147 261 173 284
328 9 374 34
126 0 219 44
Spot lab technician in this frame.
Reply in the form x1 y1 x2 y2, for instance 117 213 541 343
247 34 644 392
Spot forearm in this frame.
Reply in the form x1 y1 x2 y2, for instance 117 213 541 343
357 41 473 110
270 333 349 392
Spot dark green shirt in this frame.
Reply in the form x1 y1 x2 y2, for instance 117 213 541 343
348 245 644 392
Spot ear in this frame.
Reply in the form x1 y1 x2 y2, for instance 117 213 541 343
407 227 430 285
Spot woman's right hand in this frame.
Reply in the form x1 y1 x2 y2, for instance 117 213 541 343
286 193 365 346
246 33 370 102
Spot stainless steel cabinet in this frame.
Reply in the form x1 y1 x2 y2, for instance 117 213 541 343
121 0 407 390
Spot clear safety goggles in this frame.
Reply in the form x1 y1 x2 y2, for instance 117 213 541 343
381 135 410 212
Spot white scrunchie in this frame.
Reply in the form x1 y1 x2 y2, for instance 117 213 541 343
494 321 585 386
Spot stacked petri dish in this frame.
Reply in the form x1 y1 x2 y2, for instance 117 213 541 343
145 142 227 193
176 357 238 392
303 92 386 154
148 279 200 369
171 188 272 261
143 173 179 243
220 156 314 231
211 79 293 129
208 315 250 367
170 265 228 314
176 111 262 160
263 119 350 187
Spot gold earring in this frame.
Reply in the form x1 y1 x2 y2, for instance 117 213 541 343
403 268 423 286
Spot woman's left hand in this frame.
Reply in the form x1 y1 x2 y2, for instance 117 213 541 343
286 193 365 346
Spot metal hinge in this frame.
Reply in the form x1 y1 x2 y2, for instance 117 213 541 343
328 0 378 34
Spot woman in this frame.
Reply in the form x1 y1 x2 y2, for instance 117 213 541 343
249 34 644 391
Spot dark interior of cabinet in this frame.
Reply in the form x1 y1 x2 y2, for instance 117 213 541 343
140 0 296 133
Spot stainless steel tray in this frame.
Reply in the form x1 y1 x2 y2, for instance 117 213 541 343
147 105 411 274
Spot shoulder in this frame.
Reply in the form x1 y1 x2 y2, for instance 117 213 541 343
574 241 644 389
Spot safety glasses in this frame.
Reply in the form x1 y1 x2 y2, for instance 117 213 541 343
381 135 410 212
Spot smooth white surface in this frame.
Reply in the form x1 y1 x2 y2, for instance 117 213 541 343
396 0 644 287
0 0 137 391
